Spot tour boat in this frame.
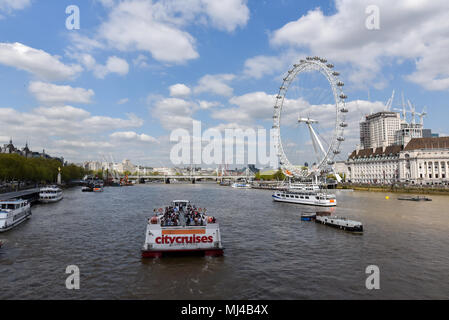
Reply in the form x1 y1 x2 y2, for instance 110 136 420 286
142 200 224 258
231 182 252 189
315 214 363 233
272 190 337 207
39 185 63 203
0 199 32 232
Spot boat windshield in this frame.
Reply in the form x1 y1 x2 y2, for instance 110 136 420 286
1 203 18 210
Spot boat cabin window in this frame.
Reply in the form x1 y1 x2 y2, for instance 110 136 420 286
1 203 18 210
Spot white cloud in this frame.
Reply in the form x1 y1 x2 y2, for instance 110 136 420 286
194 74 235 97
211 91 275 123
67 33 105 52
269 0 449 90
0 0 30 13
69 53 129 78
198 100 220 109
0 106 143 137
151 97 197 130
0 106 145 162
110 131 159 143
34 105 91 120
98 0 199 63
133 54 150 68
0 42 82 80
78 0 250 64
29 81 94 105
201 0 249 32
243 50 302 80
117 98 129 105
169 83 191 98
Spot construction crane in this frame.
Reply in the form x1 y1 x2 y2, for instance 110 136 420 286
407 100 417 124
385 90 395 111
416 106 427 126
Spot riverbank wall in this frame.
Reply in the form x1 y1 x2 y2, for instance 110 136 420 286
338 184 449 196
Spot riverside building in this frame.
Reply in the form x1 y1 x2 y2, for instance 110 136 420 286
346 137 449 185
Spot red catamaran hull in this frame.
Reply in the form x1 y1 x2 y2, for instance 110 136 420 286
142 248 224 258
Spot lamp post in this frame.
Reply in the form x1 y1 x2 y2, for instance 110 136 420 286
57 167 62 185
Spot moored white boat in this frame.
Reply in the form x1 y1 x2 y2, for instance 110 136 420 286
39 185 63 203
142 200 224 258
0 199 32 232
272 190 337 207
289 183 320 191
231 182 251 189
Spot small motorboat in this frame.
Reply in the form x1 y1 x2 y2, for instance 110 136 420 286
301 213 316 221
82 186 93 192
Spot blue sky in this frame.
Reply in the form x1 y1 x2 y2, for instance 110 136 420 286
1 0 449 167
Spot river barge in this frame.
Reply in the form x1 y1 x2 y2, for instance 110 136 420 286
315 213 363 233
398 196 432 201
142 200 224 258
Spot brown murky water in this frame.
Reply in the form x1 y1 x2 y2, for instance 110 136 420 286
1 184 448 299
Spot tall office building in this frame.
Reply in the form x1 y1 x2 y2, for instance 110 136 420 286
359 112 401 149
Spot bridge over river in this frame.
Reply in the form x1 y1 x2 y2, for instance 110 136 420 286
127 175 255 184
0 188 41 202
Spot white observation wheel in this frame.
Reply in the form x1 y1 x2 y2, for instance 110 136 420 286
272 56 348 178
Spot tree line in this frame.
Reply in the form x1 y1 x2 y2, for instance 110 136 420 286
254 169 286 181
0 154 87 183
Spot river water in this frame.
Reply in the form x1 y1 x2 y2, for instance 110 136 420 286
1 184 448 300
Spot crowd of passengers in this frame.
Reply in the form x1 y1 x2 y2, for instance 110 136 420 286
159 204 216 227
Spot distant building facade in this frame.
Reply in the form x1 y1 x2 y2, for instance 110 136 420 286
347 137 449 185
1 139 64 163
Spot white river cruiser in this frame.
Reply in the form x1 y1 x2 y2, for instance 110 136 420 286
142 200 224 258
0 199 32 232
39 185 63 203
272 190 337 207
